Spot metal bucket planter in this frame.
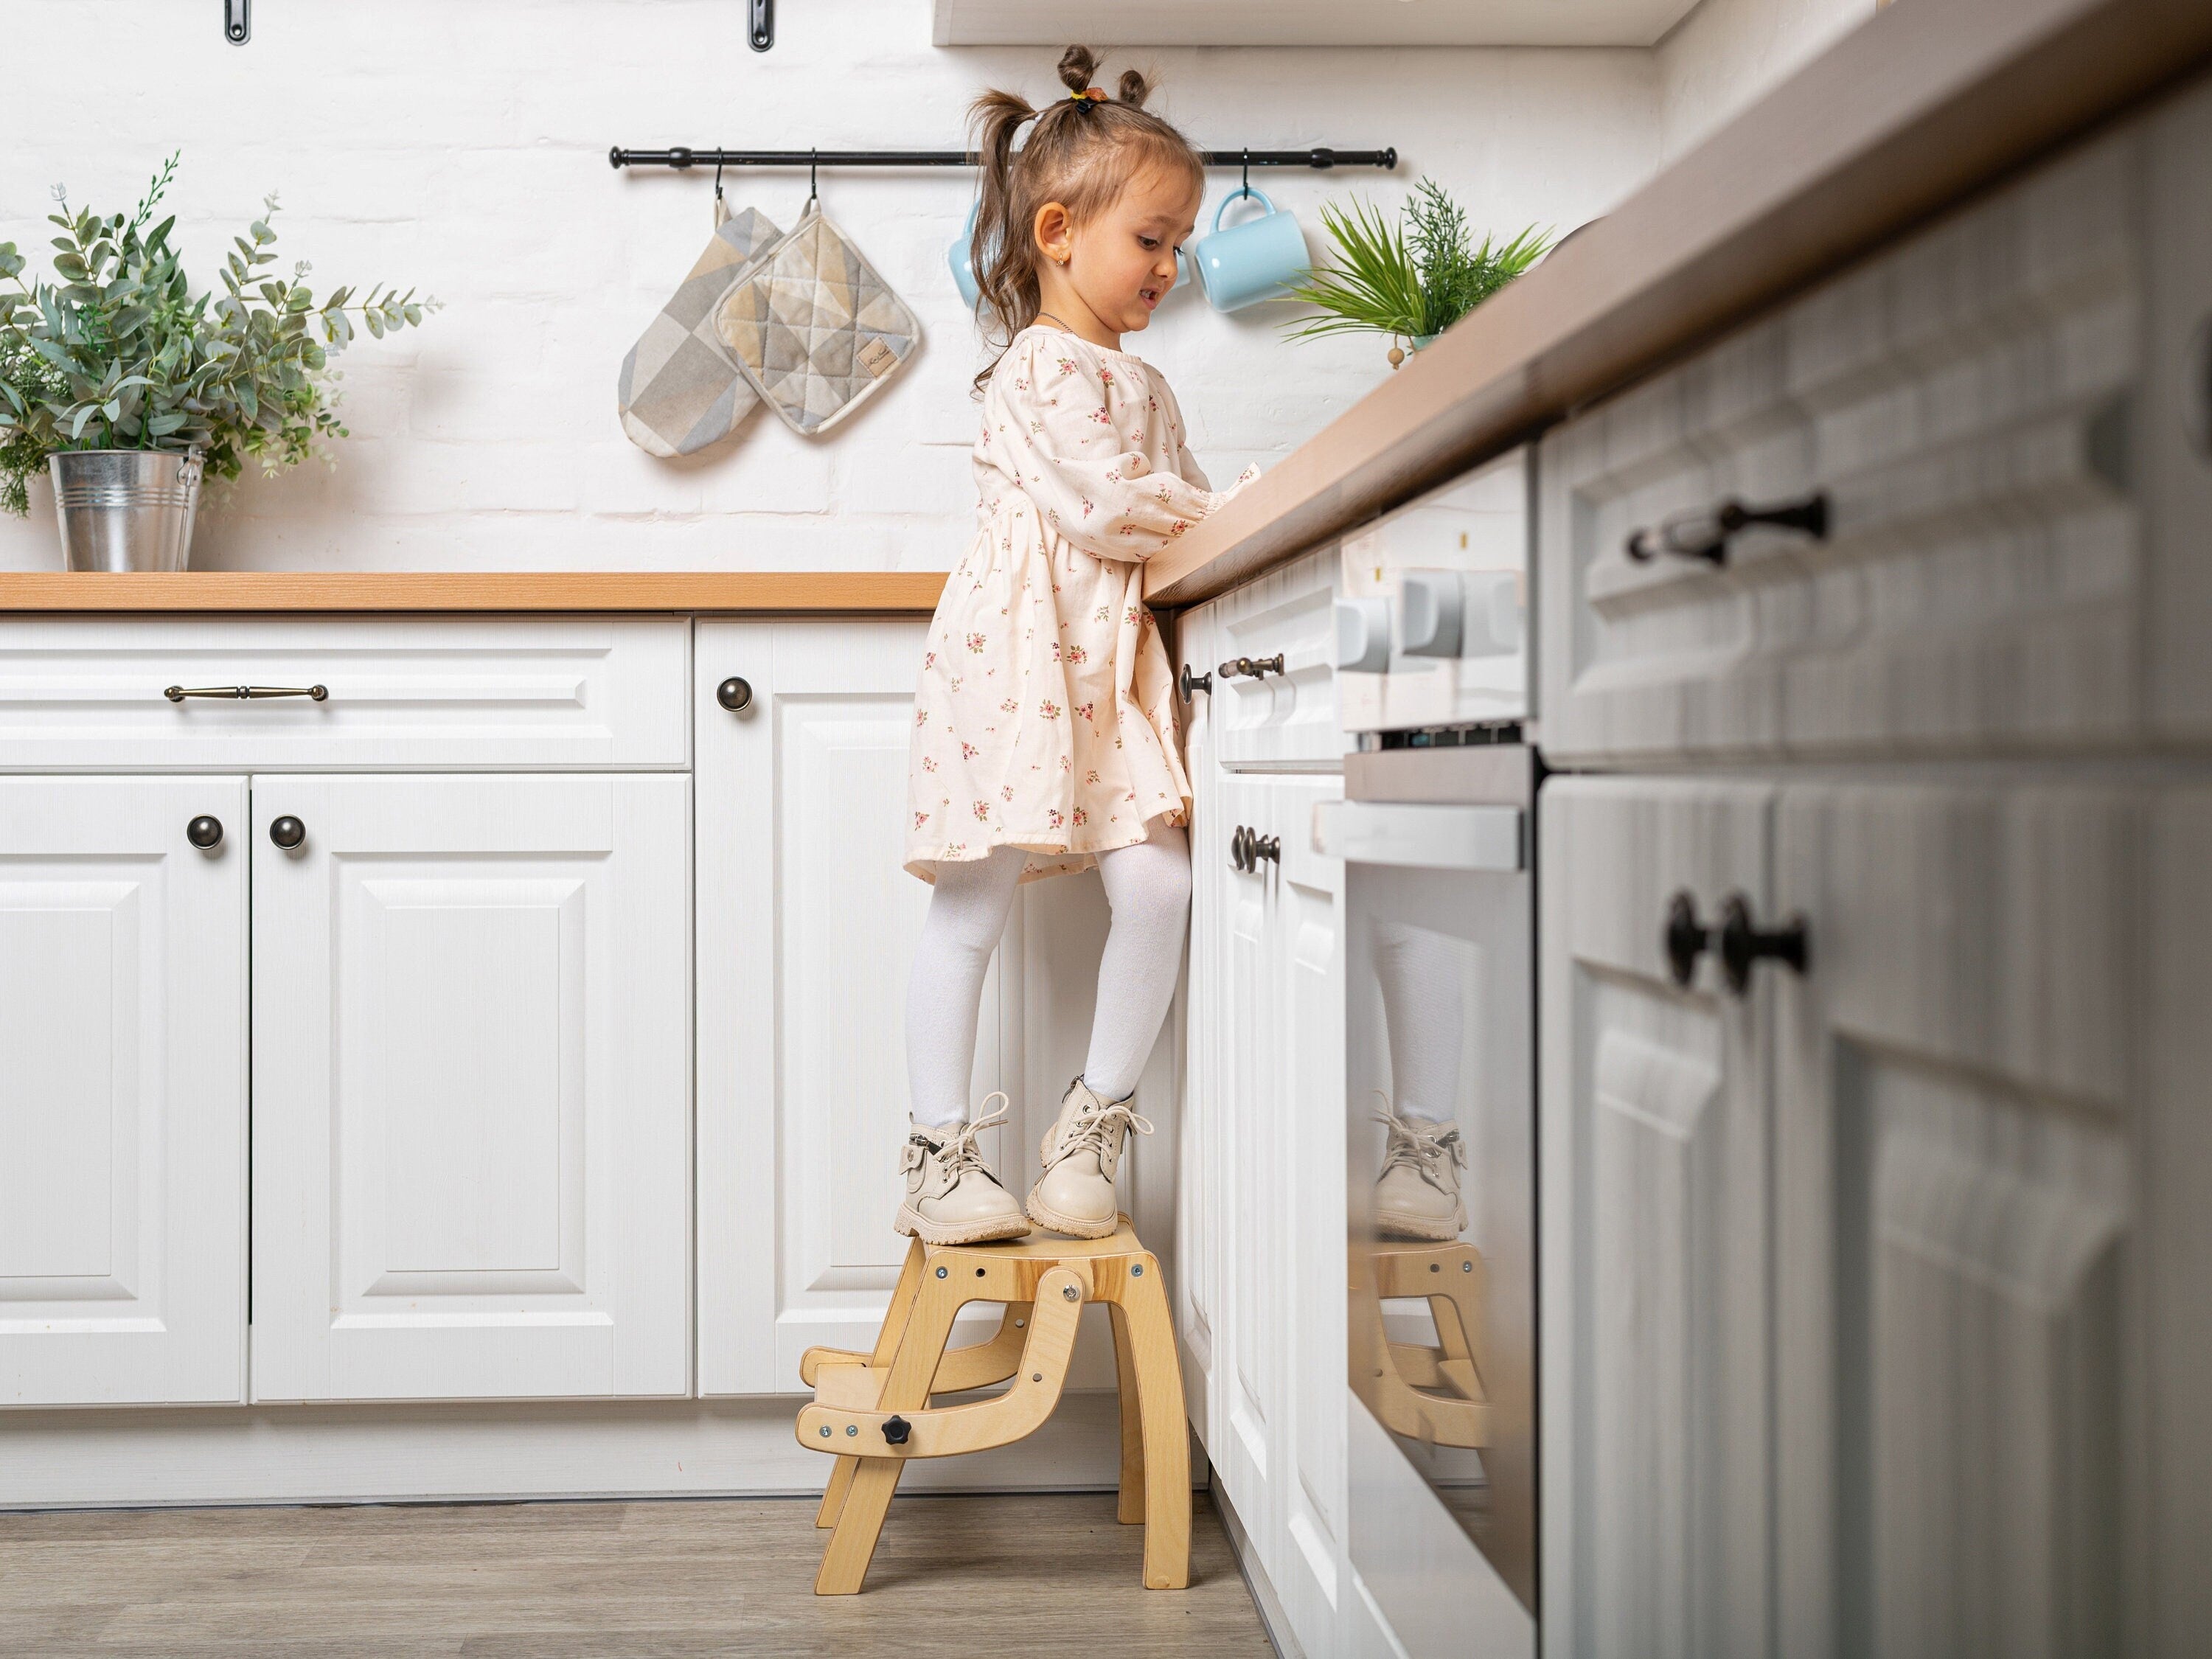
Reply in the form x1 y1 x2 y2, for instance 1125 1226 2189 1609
48 449 205 572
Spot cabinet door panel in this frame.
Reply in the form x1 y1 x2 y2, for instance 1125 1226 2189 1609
1540 778 1774 1659
695 620 1010 1395
1774 782 2144 1658
251 773 690 1402
1175 602 1224 1442
0 776 246 1406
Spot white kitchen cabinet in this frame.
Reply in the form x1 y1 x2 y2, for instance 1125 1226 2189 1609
1538 777 1777 1659
1211 545 1349 771
1770 780 2146 1658
249 773 692 1403
692 619 1018 1394
0 776 247 1408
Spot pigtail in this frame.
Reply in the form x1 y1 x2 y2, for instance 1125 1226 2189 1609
966 47 1204 395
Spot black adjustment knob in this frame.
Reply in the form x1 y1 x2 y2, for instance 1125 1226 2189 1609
716 676 754 714
1663 891 1710 987
880 1414 912 1446
1718 893 1809 995
269 815 306 851
187 815 225 851
1179 663 1212 702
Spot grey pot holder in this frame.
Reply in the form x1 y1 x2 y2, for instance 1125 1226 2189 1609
618 203 783 457
714 204 921 437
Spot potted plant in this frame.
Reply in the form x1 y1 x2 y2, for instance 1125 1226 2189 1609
1282 178 1550 369
0 156 434 570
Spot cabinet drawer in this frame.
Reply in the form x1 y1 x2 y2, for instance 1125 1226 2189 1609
1539 99 2187 764
1211 546 1349 770
0 617 689 771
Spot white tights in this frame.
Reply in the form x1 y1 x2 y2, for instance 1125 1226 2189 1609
905 824 1193 1127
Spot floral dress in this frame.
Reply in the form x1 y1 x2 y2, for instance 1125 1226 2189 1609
905 326 1256 883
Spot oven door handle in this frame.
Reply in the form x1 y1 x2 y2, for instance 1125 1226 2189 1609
1313 800 1524 872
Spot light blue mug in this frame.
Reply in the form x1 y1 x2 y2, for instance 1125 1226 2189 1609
950 198 983 310
1190 187 1309 313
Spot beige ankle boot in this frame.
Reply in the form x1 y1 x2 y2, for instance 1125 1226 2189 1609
895 1097 1031 1245
1025 1077 1152 1239
1374 1102 1468 1242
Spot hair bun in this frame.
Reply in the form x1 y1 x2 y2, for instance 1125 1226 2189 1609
1116 69 1150 107
1057 46 1098 94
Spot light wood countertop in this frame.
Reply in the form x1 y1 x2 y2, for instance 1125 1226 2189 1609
1144 0 2212 608
0 571 946 613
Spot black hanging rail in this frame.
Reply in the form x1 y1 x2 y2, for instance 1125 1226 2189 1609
608 146 1397 172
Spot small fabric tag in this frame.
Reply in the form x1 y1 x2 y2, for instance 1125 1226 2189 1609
858 337 897 379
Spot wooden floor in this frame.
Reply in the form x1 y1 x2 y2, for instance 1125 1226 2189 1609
0 1490 1272 1657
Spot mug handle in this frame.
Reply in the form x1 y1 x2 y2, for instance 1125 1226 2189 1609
1213 187 1276 234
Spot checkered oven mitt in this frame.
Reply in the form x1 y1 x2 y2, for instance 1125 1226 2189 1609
714 204 920 437
618 200 781 457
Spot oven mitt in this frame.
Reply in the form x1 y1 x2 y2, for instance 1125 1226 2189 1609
713 203 920 437
618 201 782 457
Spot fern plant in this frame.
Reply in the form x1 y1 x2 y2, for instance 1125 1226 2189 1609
1283 178 1549 353
0 154 436 517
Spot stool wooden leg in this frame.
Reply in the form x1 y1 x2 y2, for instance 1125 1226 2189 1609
1108 1301 1147 1525
816 1239 928 1531
814 1270 962 1596
1117 1257 1192 1590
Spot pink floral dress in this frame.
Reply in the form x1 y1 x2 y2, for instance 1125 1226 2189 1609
905 326 1256 883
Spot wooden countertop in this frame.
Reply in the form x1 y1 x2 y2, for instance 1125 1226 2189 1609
1144 0 2212 608
0 571 946 613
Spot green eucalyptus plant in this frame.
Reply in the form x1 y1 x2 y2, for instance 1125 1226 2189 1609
1282 178 1550 357
0 155 436 518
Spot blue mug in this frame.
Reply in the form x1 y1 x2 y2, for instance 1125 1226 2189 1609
950 198 983 310
1189 187 1309 313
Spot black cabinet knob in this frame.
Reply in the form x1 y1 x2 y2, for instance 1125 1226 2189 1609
1627 491 1829 568
717 676 754 714
1230 825 1251 872
1179 664 1212 702
187 815 224 851
881 1414 911 1446
269 815 306 851
1253 832 1281 865
1663 891 1710 987
1718 893 1809 994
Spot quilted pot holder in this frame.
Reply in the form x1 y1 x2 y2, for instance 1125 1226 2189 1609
714 204 921 437
619 203 782 456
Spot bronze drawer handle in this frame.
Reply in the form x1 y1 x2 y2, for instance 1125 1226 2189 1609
1217 654 1285 680
165 684 329 702
1625 492 1828 568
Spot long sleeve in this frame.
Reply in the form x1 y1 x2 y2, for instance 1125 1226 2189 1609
1004 335 1226 563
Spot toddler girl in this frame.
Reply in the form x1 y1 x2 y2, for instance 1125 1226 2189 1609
899 47 1256 1244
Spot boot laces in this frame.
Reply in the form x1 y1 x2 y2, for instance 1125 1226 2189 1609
1061 1084 1153 1164
906 1093 1013 1183
1376 1096 1464 1188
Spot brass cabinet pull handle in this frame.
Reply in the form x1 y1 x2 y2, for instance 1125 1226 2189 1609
1625 492 1828 568
1217 654 1285 681
165 684 329 702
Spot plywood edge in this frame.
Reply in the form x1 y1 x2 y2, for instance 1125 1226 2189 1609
0 571 947 614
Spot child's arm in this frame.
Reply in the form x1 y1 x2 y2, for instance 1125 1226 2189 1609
1011 338 1231 563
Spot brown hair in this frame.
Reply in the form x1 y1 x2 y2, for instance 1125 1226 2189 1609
967 46 1205 390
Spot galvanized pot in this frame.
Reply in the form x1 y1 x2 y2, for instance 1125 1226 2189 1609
49 448 205 572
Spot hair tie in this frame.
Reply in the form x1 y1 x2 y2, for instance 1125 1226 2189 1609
1069 86 1107 108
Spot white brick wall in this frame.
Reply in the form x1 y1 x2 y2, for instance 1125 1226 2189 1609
1 2 1677 573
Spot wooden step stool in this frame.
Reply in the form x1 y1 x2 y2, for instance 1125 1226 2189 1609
795 1216 1189 1596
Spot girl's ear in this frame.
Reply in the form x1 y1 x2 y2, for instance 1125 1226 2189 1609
1032 201 1074 268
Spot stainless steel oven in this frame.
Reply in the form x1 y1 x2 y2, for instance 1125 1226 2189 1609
1327 448 1538 1657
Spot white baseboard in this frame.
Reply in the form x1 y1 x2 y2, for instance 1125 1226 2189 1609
1213 1470 1301 1659
0 1390 1128 1511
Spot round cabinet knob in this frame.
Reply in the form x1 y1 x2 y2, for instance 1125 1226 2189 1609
716 676 754 714
187 815 225 851
1253 832 1282 865
1179 663 1212 702
1718 893 1809 995
880 1414 912 1446
1230 825 1251 872
1663 891 1711 987
269 815 307 851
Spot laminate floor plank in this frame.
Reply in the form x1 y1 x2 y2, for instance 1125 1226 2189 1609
0 1492 1270 1658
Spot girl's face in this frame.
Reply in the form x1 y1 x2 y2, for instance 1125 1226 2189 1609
1034 164 1202 340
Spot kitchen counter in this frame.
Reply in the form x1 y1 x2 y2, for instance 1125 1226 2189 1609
0 570 945 613
1143 0 2212 608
